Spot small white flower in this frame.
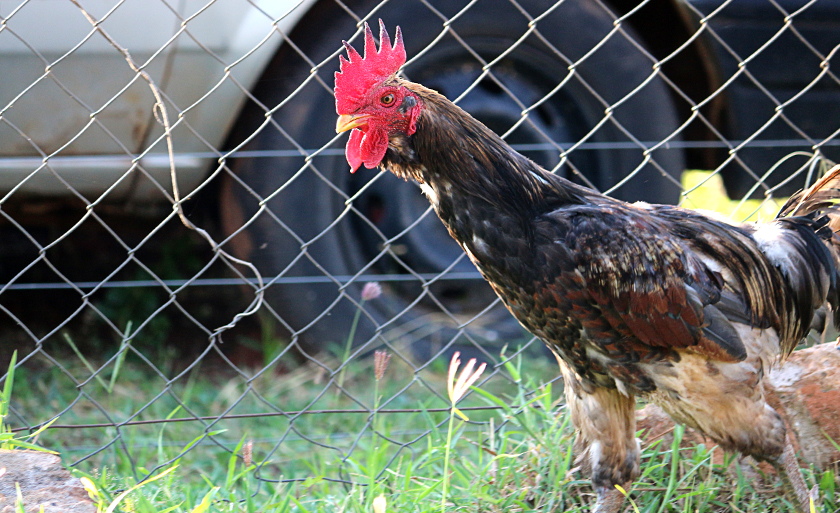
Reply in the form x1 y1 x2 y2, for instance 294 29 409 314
361 281 382 301
447 352 486 421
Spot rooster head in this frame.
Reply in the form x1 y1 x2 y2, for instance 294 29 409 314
334 20 422 173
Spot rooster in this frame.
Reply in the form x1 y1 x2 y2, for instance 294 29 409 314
334 21 839 512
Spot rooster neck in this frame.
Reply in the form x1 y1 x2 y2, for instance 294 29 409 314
382 86 590 243
380 87 594 283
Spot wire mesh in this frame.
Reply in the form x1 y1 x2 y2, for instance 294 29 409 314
0 0 838 496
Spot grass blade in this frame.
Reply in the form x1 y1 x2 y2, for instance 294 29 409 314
1 350 17 420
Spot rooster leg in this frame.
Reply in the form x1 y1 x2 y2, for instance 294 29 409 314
773 436 817 512
559 360 639 513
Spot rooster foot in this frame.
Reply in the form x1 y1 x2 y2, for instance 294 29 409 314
775 439 817 512
593 485 627 513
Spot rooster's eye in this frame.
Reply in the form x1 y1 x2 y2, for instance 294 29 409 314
380 93 395 106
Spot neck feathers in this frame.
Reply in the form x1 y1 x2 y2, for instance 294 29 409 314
382 81 589 216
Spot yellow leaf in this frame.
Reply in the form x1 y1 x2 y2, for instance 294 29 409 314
191 487 220 513
452 407 469 422
105 466 178 513
79 477 99 501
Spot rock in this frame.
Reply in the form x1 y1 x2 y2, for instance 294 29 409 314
0 450 95 513
636 342 840 471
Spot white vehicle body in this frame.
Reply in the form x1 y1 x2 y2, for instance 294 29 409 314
0 0 314 199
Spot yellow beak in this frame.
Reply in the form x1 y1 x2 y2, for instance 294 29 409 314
336 113 372 133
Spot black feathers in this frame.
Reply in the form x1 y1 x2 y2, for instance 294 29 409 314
701 304 747 361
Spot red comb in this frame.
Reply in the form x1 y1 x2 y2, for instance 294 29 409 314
335 20 405 114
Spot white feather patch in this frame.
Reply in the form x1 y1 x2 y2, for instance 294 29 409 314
752 223 799 278
419 182 438 206
472 235 490 256
615 379 629 398
530 170 550 185
589 440 602 469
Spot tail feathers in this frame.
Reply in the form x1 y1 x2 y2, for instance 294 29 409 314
778 163 840 218
776 163 840 334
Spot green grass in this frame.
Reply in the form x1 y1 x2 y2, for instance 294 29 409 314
2 170 838 512
5 344 837 512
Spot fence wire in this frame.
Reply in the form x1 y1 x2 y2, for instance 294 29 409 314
0 0 838 497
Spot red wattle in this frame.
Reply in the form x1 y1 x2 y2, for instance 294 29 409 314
346 129 364 173
361 128 388 169
345 127 389 173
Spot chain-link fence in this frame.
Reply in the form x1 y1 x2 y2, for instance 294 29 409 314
1 0 839 500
